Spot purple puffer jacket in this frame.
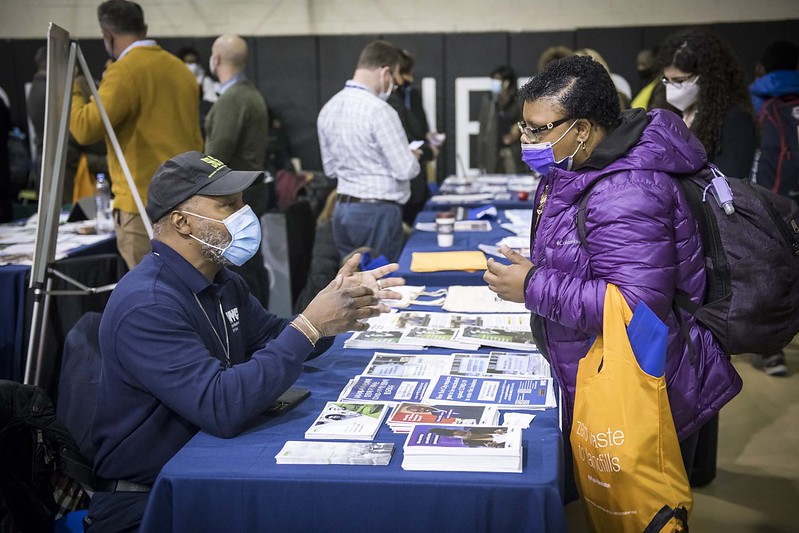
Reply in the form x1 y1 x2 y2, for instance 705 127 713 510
525 108 742 440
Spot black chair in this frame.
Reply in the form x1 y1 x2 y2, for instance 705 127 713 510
56 312 103 464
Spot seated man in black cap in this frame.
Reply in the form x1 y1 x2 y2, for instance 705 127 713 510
84 151 403 532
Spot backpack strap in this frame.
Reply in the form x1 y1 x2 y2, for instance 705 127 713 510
643 504 689 533
576 176 610 249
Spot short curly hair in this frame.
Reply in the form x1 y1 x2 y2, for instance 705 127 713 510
518 55 619 130
658 28 752 157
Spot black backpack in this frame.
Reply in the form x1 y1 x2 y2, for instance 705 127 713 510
578 165 799 355
751 94 799 202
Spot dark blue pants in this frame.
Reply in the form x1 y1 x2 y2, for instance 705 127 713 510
83 492 149 533
332 201 404 263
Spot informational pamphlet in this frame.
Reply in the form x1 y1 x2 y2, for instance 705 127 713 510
363 352 456 378
454 325 537 351
344 329 423 351
425 375 556 410
275 441 395 466
304 402 390 441
449 351 550 378
387 402 499 433
402 326 476 350
442 286 529 314
338 376 430 404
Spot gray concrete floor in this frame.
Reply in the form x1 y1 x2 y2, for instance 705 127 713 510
564 338 799 532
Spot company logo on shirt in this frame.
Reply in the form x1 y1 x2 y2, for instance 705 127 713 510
225 307 240 332
556 238 580 247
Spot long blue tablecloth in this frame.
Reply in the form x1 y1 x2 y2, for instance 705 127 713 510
396 211 516 286
141 334 565 532
0 235 118 382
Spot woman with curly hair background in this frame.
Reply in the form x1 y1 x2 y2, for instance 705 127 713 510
658 28 781 490
658 28 757 178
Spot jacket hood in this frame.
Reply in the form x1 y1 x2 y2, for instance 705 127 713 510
581 108 707 177
749 70 799 99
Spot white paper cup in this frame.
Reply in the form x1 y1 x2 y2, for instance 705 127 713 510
435 216 455 248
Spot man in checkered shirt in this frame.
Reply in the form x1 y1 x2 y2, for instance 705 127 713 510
318 40 421 262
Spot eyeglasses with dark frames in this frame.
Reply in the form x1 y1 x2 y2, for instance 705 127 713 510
517 117 572 142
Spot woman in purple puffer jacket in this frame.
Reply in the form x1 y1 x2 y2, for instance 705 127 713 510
484 56 742 484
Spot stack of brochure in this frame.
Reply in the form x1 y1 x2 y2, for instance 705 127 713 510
387 402 499 433
401 424 522 473
304 402 390 441
275 441 395 466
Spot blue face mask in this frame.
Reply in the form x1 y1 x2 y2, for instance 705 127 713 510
520 120 582 175
183 205 261 266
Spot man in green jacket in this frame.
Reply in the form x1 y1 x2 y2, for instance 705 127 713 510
205 34 272 306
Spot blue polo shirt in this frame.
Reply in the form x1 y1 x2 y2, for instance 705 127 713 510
93 240 332 484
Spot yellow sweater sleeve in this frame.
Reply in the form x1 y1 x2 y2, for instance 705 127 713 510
70 63 133 146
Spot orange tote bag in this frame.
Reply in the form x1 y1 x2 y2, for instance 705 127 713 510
570 284 692 532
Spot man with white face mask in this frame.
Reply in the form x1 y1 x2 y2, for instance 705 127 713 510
318 40 421 263
85 151 404 531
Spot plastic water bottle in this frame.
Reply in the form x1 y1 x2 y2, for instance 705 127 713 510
95 173 113 234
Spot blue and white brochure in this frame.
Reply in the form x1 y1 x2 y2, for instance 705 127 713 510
425 375 556 410
338 375 430 404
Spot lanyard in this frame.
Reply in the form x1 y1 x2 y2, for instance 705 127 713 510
193 293 231 367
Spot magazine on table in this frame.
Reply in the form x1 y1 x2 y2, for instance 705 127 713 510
304 402 390 441
449 351 550 378
362 352 456 378
401 424 522 473
275 441 395 466
338 376 430 404
425 375 556 410
387 402 499 432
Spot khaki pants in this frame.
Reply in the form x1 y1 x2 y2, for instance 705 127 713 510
114 210 151 270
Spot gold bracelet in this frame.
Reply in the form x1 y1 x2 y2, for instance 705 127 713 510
290 321 316 348
297 313 322 343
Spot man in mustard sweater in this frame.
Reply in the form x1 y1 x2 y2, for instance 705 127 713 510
71 0 202 269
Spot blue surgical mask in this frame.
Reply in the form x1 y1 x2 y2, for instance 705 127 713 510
489 78 503 95
520 120 581 175
182 205 261 266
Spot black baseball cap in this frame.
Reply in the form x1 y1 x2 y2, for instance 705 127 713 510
146 151 263 222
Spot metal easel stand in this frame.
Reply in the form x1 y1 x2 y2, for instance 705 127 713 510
24 28 152 386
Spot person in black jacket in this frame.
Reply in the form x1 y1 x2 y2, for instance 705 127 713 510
387 49 440 226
